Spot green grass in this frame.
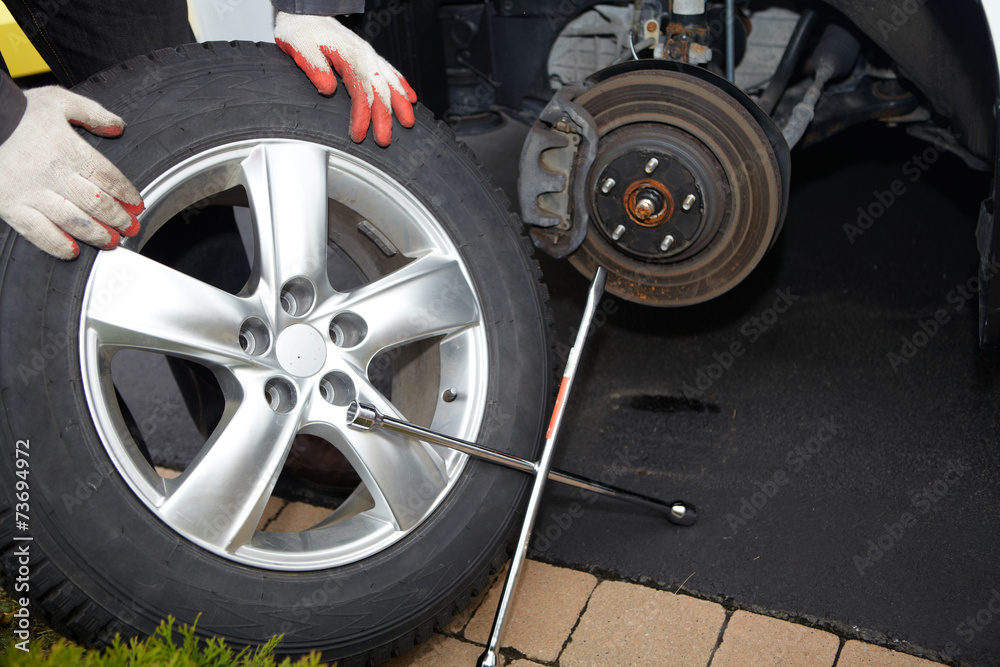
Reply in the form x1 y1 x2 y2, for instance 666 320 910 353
1 588 329 666
1 587 61 655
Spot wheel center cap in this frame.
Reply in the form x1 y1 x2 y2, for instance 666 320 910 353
275 324 327 377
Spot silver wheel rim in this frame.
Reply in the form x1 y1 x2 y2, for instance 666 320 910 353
80 140 488 570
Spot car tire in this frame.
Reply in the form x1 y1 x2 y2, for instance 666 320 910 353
0 41 552 665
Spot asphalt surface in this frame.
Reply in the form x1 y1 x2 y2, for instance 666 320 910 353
464 119 999 665
112 115 1000 665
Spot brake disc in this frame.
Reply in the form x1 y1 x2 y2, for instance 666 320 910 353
522 62 789 307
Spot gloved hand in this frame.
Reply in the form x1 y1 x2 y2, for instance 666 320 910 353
274 11 417 147
0 86 143 260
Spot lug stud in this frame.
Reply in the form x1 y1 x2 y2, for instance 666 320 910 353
611 224 626 241
601 178 617 194
660 235 675 252
682 194 697 211
644 158 659 174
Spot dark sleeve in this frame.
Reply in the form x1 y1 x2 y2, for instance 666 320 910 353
0 73 26 145
271 0 364 14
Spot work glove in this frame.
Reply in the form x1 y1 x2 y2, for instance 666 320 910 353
0 86 143 260
274 11 417 147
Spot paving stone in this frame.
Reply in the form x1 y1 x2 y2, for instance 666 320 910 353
465 560 598 662
385 633 484 666
837 641 942 667
711 611 839 667
264 501 332 533
255 496 286 531
561 580 725 667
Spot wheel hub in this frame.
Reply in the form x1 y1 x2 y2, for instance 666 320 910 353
588 119 729 269
563 66 785 306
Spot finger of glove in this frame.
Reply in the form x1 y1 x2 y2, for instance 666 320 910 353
324 47 373 143
63 172 134 232
49 88 127 138
37 193 120 250
371 86 394 147
113 197 143 237
7 207 80 260
394 70 418 104
389 85 415 129
76 148 144 220
276 38 338 95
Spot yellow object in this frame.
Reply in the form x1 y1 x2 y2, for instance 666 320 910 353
0 5 50 78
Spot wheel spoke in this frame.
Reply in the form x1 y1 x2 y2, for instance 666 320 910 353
324 253 480 367
85 249 253 366
159 385 300 551
239 143 331 305
305 400 448 532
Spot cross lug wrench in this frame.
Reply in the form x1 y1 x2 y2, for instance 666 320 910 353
346 268 697 666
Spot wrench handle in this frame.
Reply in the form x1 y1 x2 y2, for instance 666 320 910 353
478 268 607 667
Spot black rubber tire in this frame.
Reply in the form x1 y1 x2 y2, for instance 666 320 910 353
0 41 552 664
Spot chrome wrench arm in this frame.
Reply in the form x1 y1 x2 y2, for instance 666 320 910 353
477 267 604 667
346 401 696 525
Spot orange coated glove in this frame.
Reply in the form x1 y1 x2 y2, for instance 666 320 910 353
274 11 417 147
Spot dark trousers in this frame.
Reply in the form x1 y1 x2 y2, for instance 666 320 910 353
2 0 194 85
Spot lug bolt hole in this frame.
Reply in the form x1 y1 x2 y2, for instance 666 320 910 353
329 312 368 348
320 372 355 407
280 277 316 317
239 317 271 356
264 377 297 414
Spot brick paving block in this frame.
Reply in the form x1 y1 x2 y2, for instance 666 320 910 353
837 641 942 667
255 496 286 531
385 633 484 666
711 610 839 667
465 560 598 662
264 501 332 533
561 580 725 667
